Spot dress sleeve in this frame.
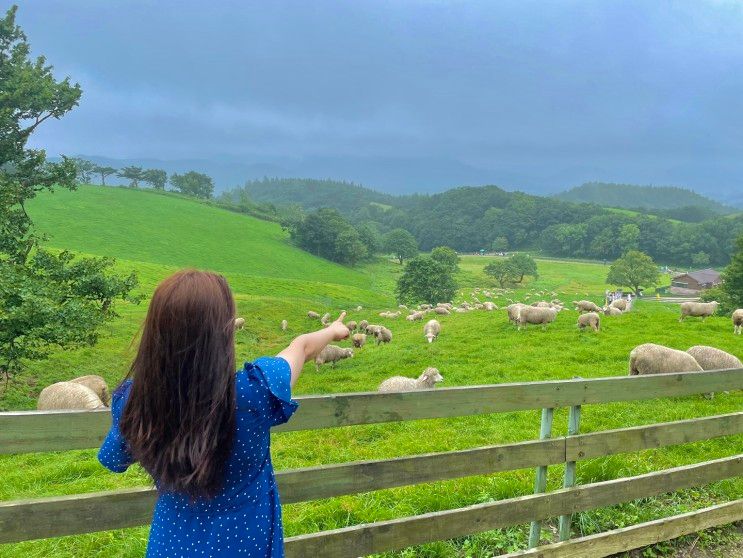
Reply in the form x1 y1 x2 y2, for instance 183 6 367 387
250 356 299 426
97 381 134 473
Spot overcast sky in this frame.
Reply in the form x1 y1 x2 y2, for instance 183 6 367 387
16 1 743 195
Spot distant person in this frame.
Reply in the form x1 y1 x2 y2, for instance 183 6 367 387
98 269 349 557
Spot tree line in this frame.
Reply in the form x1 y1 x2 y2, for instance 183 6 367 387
71 158 214 200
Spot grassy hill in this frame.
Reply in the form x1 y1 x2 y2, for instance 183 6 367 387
1 187 742 557
555 182 734 215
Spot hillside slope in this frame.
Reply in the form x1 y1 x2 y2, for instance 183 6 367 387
27 186 369 288
555 182 734 213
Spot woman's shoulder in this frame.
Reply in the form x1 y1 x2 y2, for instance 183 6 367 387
235 357 294 408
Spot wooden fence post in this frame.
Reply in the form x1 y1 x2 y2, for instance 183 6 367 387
558 404 582 541
528 407 555 548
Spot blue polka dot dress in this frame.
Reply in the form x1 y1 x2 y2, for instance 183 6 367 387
98 357 298 557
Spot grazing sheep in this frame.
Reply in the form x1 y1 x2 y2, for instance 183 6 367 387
398 304 408 309
406 311 425 321
315 345 354 370
687 346 743 371
352 333 367 348
365 324 383 336
679 301 719 322
610 299 629 312
418 304 432 310
628 343 703 376
517 306 558 330
379 311 401 318
320 312 331 325
281 319 288 331
437 302 453 310
603 306 622 316
356 306 363 311
37 382 106 411
577 312 600 332
482 302 497 311
69 375 111 406
573 300 602 313
307 311 321 320
454 307 468 313
423 319 441 343
734 309 743 335
359 319 369 332
506 303 527 324
532 301 552 308
234 317 245 329
378 367 444 393
374 326 393 345
345 320 357 332
434 306 450 315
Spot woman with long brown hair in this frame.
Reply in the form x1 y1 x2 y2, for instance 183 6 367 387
98 269 349 557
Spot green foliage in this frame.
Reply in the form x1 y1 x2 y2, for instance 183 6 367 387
395 256 457 304
356 222 382 258
383 228 418 264
606 250 660 294
170 170 214 199
430 246 460 272
141 168 167 190
691 251 710 268
509 253 538 282
117 166 144 188
91 164 116 186
618 223 640 253
484 253 538 287
0 6 136 384
291 208 367 266
721 234 743 310
555 182 734 214
71 158 96 183
492 236 509 251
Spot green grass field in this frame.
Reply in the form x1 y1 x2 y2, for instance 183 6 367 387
1 186 741 557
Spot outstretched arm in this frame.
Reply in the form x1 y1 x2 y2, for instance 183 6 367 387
278 312 350 387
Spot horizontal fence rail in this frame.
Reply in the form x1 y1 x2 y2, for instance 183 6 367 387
1 412 742 545
282 456 743 558
2 368 742 455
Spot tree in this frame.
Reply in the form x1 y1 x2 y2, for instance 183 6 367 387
118 166 144 188
170 171 214 199
383 228 418 264
430 246 460 273
691 251 710 268
92 164 116 186
334 228 367 266
0 6 138 384
356 222 382 258
618 223 640 253
396 257 457 305
72 158 96 183
606 250 660 295
721 234 743 310
293 208 366 265
142 168 167 190
492 236 509 252
509 253 538 283
484 259 519 287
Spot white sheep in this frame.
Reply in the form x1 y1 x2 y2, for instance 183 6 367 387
573 300 602 313
603 306 622 316
628 343 703 376
37 382 107 411
732 309 743 335
378 367 444 393
687 346 743 371
315 345 354 370
352 333 367 348
482 302 497 311
320 312 331 325
517 306 558 330
234 317 245 329
307 311 320 320
610 299 629 312
577 312 600 332
281 320 288 331
345 320 357 332
423 319 441 343
375 326 393 345
359 319 369 332
69 375 111 406
506 303 527 324
679 301 719 322
434 306 450 315
356 305 363 311
406 311 425 321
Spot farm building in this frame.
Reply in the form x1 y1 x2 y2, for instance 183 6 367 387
671 268 722 293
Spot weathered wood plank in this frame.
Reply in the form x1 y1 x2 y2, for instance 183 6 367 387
528 408 555 547
501 499 743 558
3 369 741 455
567 411 743 461
0 488 157 544
278 438 566 504
283 455 743 558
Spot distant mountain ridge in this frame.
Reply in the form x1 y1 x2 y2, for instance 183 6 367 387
554 182 735 214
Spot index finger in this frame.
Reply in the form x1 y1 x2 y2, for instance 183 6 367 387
336 311 347 322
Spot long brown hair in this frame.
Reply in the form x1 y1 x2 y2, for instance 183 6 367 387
120 269 237 500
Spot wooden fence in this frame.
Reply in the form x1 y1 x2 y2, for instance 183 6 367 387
1 369 742 557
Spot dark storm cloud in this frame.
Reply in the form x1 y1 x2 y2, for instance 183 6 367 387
14 0 743 194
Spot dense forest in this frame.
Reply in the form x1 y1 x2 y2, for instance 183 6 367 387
224 179 743 267
555 182 735 214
